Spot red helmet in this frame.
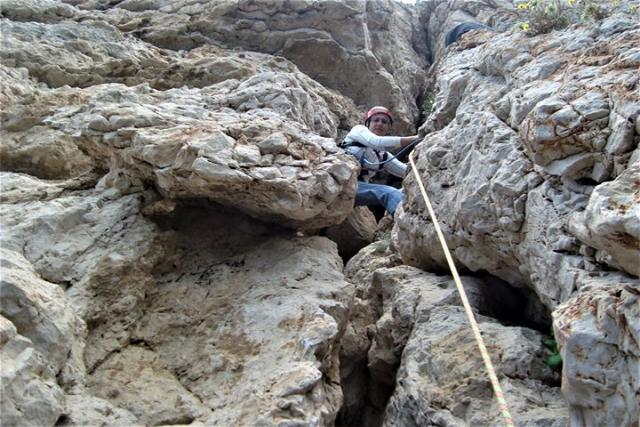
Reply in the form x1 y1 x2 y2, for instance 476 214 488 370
364 106 393 125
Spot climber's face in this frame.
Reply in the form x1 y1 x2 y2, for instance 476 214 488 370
368 113 392 136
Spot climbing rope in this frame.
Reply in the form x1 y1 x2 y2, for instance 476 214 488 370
408 150 516 427
360 137 423 167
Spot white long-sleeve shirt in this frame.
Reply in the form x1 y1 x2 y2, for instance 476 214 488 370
343 125 407 180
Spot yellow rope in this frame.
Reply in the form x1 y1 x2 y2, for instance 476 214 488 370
408 150 516 427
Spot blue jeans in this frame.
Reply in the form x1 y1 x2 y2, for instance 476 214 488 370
355 181 403 216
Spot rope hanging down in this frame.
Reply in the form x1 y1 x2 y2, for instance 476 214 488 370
408 151 516 427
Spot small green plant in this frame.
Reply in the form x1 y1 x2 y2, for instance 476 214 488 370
543 334 563 371
421 87 436 118
514 0 571 35
514 0 628 36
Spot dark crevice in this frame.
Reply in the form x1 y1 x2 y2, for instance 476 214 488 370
54 414 70 426
337 268 556 426
466 270 552 332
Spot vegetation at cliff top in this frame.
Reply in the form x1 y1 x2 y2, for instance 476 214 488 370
514 0 638 35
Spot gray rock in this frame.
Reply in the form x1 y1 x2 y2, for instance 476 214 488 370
554 283 640 427
569 162 640 277
0 315 65 427
0 249 82 374
88 346 209 425
60 394 141 427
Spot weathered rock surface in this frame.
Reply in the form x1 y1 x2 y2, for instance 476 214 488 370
340 247 566 426
1 0 638 426
1 4 363 230
569 162 640 276
53 0 428 133
0 249 85 427
399 10 639 426
418 0 515 63
0 169 355 425
1 313 64 427
554 283 640 427
58 394 141 427
129 204 353 426
400 13 640 305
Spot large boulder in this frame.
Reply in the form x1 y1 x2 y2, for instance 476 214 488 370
0 7 364 230
119 203 354 426
56 0 429 133
0 169 357 425
569 162 640 276
67 80 359 230
1 315 65 426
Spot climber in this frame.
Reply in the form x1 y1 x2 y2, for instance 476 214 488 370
341 106 419 221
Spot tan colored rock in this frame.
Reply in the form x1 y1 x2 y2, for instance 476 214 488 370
0 249 82 374
0 248 85 427
384 305 568 427
340 252 567 426
0 65 95 178
569 162 640 277
59 395 141 427
0 16 172 89
400 12 639 425
1 11 363 230
400 14 640 308
0 182 169 378
88 346 209 425
1 1 638 426
60 0 428 133
64 80 360 230
128 204 354 426
554 283 640 427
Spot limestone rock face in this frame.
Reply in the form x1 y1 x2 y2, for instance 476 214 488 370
58 395 141 427
60 0 429 133
0 169 354 426
569 162 640 276
341 250 567 426
70 80 359 230
418 0 515 62
400 14 640 307
1 2 363 231
1 0 639 426
0 249 85 427
118 203 354 426
554 283 640 427
88 346 210 425
399 11 639 426
0 249 82 374
0 315 65 427
0 66 94 178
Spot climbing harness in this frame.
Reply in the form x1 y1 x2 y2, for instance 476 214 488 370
408 150 516 427
359 137 422 168
341 137 422 181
